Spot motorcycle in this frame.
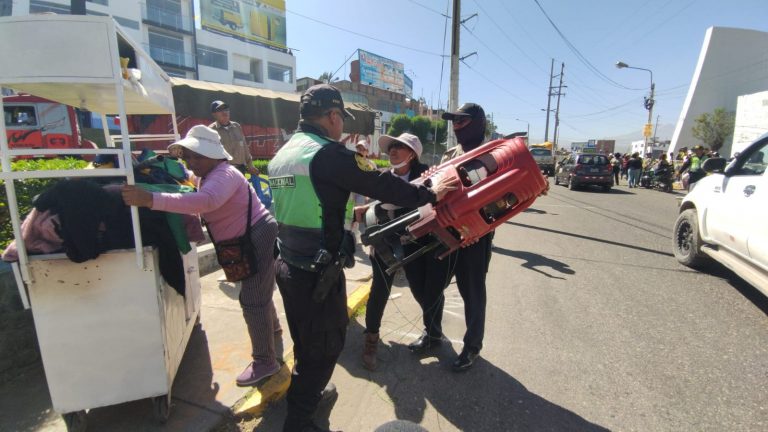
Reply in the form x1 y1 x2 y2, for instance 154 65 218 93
641 166 674 192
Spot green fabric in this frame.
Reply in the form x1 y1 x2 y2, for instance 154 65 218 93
137 183 196 254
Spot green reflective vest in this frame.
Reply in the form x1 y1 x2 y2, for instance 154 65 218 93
268 132 353 258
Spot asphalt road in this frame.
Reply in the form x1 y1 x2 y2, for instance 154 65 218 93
249 181 768 432
476 182 768 431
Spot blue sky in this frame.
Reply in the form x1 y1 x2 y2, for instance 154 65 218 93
284 0 768 143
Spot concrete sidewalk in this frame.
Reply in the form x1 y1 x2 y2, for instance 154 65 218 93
0 245 373 432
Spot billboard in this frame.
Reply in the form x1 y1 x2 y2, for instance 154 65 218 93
200 0 287 51
404 74 413 98
358 49 405 94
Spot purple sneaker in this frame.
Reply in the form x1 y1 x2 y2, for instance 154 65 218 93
236 360 280 387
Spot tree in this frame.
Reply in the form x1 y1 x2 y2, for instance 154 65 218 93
410 116 432 145
317 71 334 83
691 107 735 152
387 114 412 137
485 117 498 140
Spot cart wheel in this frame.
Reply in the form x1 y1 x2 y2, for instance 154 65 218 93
152 395 171 423
63 410 87 432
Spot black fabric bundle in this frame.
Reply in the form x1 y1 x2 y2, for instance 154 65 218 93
33 179 185 295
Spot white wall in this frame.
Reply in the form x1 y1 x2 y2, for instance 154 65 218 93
196 30 296 92
732 90 768 156
671 27 768 157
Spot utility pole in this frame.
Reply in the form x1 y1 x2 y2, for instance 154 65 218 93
653 114 660 147
544 58 554 142
447 0 461 150
552 62 566 152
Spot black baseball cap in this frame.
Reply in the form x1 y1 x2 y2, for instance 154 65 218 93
442 102 484 121
300 84 355 120
210 100 229 113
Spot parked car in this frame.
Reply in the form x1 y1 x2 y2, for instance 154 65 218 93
554 153 613 191
672 133 768 295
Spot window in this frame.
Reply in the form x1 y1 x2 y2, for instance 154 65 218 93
30 0 69 14
233 56 262 83
0 0 11 16
148 30 189 68
5 106 38 127
268 63 293 83
87 0 109 5
197 45 228 70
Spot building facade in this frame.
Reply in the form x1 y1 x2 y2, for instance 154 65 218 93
6 0 295 92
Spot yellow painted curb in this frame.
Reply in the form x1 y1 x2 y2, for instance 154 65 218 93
232 281 372 417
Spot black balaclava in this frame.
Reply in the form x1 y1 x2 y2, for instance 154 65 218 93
445 103 486 152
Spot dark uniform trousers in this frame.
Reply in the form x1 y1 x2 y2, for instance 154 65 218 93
448 232 493 353
275 258 348 432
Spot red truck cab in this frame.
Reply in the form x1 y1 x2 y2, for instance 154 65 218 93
3 94 98 158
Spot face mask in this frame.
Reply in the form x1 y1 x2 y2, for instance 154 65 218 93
391 156 412 170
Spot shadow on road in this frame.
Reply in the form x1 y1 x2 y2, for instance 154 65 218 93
702 262 768 316
506 221 674 258
492 246 575 279
336 320 609 431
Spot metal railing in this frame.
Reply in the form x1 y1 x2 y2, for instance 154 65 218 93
233 71 262 83
140 3 193 33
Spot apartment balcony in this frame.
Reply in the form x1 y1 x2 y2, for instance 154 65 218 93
233 71 263 84
144 44 196 71
141 3 194 34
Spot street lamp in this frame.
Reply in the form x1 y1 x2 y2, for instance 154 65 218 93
515 118 530 140
616 61 655 154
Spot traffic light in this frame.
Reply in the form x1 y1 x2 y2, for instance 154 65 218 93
643 123 652 137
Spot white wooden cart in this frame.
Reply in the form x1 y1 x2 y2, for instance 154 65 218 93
0 15 201 431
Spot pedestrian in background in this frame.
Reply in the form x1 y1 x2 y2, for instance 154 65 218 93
627 152 643 188
121 125 282 387
209 100 260 176
611 152 621 185
268 84 457 432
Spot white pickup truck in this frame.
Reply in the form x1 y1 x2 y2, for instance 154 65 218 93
672 133 768 294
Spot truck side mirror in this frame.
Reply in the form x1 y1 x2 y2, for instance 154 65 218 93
702 157 726 173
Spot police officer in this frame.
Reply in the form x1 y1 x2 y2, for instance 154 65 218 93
410 102 491 372
268 84 457 432
209 100 260 176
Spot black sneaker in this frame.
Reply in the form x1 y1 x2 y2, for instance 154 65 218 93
452 350 479 372
407 332 443 353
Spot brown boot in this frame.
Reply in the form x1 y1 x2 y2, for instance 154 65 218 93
362 332 379 371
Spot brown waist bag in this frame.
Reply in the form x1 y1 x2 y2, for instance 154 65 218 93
204 187 257 282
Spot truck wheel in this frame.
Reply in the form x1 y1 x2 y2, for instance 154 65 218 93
673 209 708 268
554 175 560 186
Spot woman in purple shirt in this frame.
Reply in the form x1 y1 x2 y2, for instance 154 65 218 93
122 125 281 386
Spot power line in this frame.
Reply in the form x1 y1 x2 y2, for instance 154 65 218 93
407 0 450 18
460 23 542 89
459 58 539 108
286 9 445 57
470 0 547 75
531 0 644 91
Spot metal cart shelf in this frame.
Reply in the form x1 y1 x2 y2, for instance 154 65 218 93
0 15 200 431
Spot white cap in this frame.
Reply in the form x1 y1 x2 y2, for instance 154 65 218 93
378 133 423 159
168 125 232 160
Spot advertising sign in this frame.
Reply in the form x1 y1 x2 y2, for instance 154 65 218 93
358 49 405 94
200 0 287 51
404 74 413 98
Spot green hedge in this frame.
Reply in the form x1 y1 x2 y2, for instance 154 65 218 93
252 158 389 176
0 158 88 252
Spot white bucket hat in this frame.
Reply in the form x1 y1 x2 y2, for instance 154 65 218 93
168 125 232 160
378 133 423 159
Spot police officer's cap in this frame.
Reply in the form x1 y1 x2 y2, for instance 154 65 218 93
300 84 355 120
210 100 229 113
